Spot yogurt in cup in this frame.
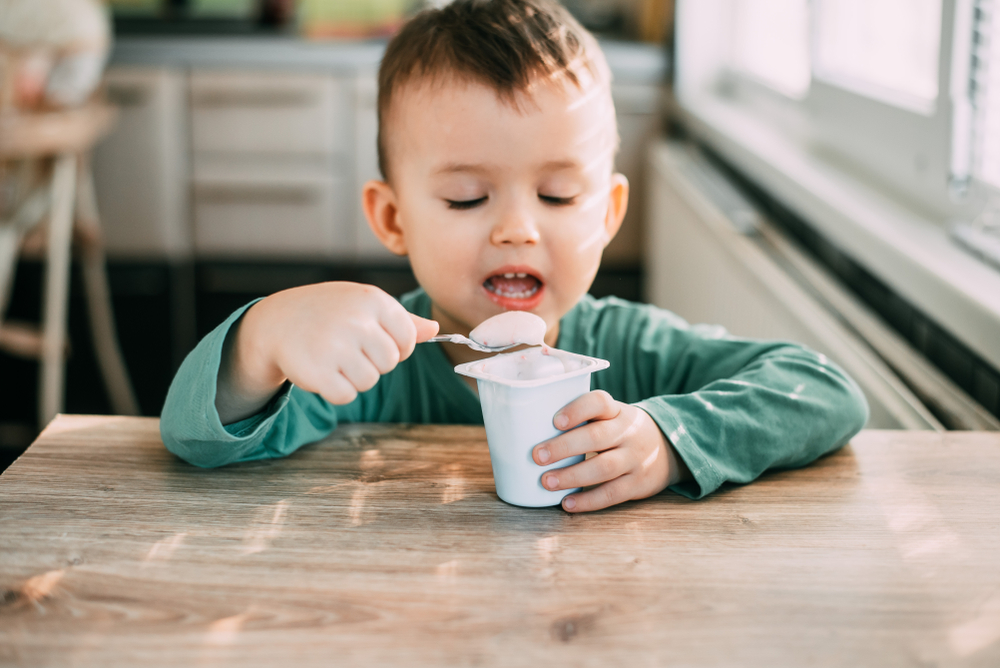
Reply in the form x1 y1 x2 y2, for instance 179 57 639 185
455 346 610 507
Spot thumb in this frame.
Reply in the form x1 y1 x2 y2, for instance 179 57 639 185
410 313 440 342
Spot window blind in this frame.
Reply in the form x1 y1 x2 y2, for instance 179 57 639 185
951 0 1000 271
973 0 1000 189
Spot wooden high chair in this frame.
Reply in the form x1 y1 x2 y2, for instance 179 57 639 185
0 100 140 427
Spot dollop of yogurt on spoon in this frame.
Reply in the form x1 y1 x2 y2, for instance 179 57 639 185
470 311 547 349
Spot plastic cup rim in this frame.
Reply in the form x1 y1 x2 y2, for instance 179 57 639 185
453 346 610 389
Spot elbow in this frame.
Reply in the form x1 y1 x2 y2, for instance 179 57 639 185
159 423 233 469
848 381 870 435
833 370 870 441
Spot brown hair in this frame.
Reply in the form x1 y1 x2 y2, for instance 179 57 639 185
376 0 610 180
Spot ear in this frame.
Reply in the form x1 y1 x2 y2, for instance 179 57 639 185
603 172 629 244
362 179 408 256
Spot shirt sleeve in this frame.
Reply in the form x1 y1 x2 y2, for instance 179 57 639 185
159 302 341 468
587 302 870 499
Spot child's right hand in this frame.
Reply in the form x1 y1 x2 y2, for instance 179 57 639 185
216 282 439 424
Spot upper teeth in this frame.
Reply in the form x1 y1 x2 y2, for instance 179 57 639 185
503 273 528 278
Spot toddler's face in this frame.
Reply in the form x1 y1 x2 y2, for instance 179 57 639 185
369 74 628 352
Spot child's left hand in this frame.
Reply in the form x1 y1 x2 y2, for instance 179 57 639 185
532 390 689 513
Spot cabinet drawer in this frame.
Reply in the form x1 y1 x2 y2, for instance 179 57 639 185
190 71 349 156
94 67 190 258
192 175 352 257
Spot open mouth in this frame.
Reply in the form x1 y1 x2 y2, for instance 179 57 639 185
482 269 545 309
484 272 542 299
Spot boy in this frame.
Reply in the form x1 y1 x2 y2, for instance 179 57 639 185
161 0 868 512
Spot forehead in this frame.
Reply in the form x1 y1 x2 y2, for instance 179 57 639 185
384 73 618 177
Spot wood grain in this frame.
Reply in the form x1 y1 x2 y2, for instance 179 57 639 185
1 415 999 667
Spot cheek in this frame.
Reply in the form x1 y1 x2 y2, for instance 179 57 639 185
407 220 480 279
549 213 609 260
548 230 604 287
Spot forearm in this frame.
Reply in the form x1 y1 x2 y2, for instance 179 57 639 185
160 301 337 468
215 305 287 426
640 345 869 498
662 435 692 487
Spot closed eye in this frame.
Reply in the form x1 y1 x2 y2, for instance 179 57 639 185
539 194 576 206
446 196 488 210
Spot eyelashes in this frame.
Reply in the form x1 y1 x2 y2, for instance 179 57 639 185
539 195 576 206
445 195 577 210
446 197 488 210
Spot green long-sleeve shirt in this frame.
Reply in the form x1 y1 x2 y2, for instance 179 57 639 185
160 289 869 499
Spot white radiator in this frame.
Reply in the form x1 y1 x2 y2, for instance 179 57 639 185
645 141 1000 431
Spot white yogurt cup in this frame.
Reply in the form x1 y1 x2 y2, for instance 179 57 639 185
455 346 610 507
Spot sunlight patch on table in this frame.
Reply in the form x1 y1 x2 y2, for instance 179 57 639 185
949 592 1000 657
242 500 289 555
348 486 369 527
441 462 467 504
143 532 187 567
205 608 255 646
360 448 384 470
867 477 968 579
536 536 560 562
22 569 64 611
436 559 459 583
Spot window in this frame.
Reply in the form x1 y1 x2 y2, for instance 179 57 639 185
813 0 943 112
972 0 1000 190
677 0 960 217
675 0 995 218
731 0 811 99
673 0 1000 377
950 0 1000 273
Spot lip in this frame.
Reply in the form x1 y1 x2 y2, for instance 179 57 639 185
481 264 545 311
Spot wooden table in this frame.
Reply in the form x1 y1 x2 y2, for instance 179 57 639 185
1 416 999 667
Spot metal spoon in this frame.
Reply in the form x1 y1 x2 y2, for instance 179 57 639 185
425 334 521 353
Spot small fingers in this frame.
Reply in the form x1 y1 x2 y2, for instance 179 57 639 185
533 412 622 465
336 353 381 396
410 313 440 343
552 390 619 430
541 448 630 491
561 475 637 513
361 329 402 375
375 296 419 358
303 371 358 406
376 297 438 363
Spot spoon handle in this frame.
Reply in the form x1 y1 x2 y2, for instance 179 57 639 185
426 334 472 345
424 334 516 353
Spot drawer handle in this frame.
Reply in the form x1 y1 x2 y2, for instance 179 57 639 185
191 90 318 108
105 85 149 107
194 184 319 205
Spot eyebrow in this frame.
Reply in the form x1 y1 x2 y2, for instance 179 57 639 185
432 159 583 176
432 163 490 176
538 159 582 171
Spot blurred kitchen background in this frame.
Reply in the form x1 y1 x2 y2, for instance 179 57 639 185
2 0 999 471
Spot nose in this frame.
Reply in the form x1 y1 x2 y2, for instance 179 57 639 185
490 200 540 246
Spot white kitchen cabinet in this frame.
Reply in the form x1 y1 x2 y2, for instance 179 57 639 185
92 67 190 259
188 70 355 258
191 174 350 257
645 141 949 430
189 71 351 157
